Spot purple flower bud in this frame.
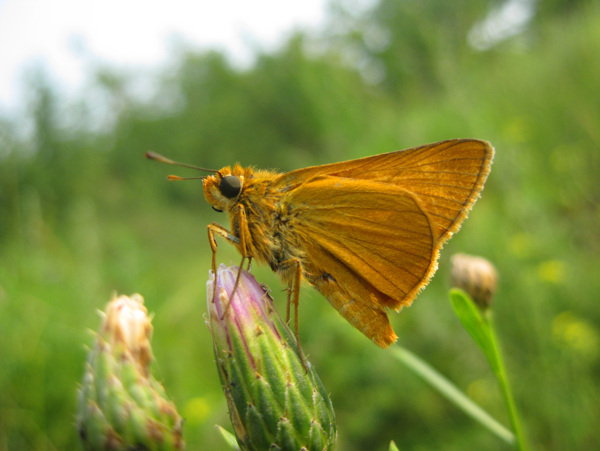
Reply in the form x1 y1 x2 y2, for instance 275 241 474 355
206 264 336 450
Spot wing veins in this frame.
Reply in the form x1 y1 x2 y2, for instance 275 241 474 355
313 231 427 293
305 207 433 238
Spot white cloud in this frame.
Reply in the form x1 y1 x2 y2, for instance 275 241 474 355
0 0 326 114
468 0 535 51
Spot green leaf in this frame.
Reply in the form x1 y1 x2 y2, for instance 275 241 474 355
215 424 241 450
389 439 400 451
450 289 529 449
449 288 499 374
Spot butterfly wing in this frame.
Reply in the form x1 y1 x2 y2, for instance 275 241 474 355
282 175 437 347
274 139 494 243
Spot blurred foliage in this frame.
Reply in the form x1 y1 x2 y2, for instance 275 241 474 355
1 0 599 450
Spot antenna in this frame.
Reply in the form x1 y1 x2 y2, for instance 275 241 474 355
167 175 206 181
145 151 219 174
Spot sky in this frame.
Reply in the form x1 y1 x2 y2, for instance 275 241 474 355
0 0 328 115
0 0 533 121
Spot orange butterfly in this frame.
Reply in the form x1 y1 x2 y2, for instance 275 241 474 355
147 139 493 347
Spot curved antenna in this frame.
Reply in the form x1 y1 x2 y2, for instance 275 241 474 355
167 175 206 181
145 151 220 174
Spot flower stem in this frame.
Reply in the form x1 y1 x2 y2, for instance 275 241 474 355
391 345 515 445
483 311 529 451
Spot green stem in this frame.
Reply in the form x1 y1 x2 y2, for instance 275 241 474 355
391 345 515 445
484 312 529 451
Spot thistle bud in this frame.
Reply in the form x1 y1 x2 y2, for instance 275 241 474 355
207 265 336 451
77 294 184 450
451 253 499 309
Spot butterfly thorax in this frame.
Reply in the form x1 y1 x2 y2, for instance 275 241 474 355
203 164 306 282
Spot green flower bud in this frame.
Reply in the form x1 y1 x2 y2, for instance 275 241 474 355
77 294 184 450
207 265 336 451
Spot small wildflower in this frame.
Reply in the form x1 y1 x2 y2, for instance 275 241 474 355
207 264 336 451
77 294 184 450
451 253 498 309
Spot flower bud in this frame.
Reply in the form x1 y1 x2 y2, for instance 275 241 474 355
77 294 184 450
207 265 336 451
451 253 499 309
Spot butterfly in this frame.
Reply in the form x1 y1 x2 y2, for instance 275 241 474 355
147 139 493 347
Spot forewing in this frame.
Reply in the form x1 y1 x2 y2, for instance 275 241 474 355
286 176 437 311
274 139 494 242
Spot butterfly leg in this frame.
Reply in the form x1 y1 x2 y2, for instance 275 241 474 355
207 205 251 318
207 223 240 268
286 258 309 371
228 204 251 313
207 222 241 315
277 259 305 356
290 260 302 339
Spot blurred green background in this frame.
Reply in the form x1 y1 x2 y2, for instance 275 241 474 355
1 1 599 449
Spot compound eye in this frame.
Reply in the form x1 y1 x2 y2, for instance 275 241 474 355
219 175 242 199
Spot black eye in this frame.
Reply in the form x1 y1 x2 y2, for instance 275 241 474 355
212 206 223 213
219 175 242 199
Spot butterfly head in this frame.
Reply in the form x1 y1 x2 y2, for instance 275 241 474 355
203 164 249 213
144 151 253 214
